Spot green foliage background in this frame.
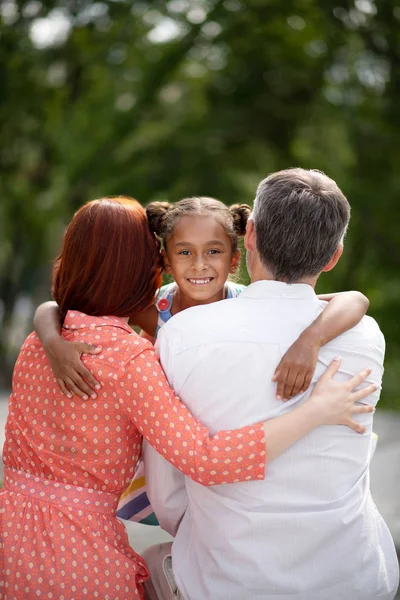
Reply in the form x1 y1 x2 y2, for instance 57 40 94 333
1 0 399 407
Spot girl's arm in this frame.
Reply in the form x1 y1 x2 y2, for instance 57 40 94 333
139 329 156 344
128 305 158 338
33 302 158 398
120 350 374 485
34 301 101 399
273 291 369 400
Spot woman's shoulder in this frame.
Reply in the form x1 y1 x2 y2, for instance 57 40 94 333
101 332 155 377
123 331 154 356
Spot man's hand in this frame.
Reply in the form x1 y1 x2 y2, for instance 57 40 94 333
45 337 102 400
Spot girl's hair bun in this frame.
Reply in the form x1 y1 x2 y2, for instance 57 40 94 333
146 201 171 237
229 204 252 236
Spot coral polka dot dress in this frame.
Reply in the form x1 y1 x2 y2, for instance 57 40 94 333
0 311 265 599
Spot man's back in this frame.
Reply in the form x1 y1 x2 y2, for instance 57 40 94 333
145 280 399 600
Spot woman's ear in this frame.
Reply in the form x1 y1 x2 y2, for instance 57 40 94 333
162 249 173 275
229 250 241 274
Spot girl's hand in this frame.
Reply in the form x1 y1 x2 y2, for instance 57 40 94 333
273 335 319 400
307 358 376 433
45 337 102 400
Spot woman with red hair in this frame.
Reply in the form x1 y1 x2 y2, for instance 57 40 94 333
0 197 374 599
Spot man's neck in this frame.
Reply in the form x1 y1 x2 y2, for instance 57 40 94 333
250 265 317 288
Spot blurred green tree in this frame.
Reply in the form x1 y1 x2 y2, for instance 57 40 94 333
0 0 399 405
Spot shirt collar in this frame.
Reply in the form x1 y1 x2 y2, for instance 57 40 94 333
240 280 318 301
63 310 133 334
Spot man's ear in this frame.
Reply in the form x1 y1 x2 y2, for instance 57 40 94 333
229 250 240 274
162 250 173 275
244 219 256 252
322 243 343 273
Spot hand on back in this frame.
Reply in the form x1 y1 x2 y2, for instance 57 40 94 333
45 338 101 399
273 336 319 400
301 357 376 433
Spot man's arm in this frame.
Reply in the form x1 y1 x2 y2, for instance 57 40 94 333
143 440 188 537
142 325 189 536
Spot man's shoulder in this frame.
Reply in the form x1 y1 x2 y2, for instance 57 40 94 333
158 297 241 352
337 314 384 346
322 314 385 368
165 298 235 330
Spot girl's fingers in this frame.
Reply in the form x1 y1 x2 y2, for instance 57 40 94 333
301 372 313 393
282 370 297 400
352 383 378 402
72 371 96 398
77 365 100 394
289 372 307 398
57 379 72 399
64 377 89 401
346 367 372 391
275 367 289 400
76 343 102 355
272 369 279 382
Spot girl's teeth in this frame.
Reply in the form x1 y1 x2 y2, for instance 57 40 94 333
189 278 212 285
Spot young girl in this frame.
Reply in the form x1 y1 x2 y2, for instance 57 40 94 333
34 196 371 524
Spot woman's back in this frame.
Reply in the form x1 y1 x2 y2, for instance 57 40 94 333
4 312 141 491
1 312 151 599
1 310 265 599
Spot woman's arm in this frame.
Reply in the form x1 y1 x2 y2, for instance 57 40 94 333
33 301 101 399
119 350 375 485
273 291 369 400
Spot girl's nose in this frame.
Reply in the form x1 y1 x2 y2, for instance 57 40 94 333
193 254 207 270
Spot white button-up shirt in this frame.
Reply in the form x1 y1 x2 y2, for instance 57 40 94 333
143 280 399 600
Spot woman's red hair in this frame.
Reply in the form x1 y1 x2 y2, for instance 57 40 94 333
52 197 162 318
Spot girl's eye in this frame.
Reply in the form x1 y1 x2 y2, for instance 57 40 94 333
208 249 221 255
178 250 191 256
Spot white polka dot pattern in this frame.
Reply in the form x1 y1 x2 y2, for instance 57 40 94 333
0 310 266 598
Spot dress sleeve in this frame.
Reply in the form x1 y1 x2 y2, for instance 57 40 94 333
118 347 266 486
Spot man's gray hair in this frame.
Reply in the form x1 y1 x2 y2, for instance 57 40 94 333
252 168 350 283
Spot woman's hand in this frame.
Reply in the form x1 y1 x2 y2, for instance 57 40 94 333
45 337 102 400
273 291 370 401
272 334 319 400
307 357 376 433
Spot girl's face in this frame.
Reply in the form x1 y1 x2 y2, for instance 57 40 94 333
164 215 239 305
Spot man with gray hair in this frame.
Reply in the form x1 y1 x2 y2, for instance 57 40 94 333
142 168 399 599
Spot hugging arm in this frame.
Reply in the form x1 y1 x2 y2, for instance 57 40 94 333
140 353 375 535
118 345 375 488
34 301 159 398
33 301 101 398
273 291 369 399
118 346 266 485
